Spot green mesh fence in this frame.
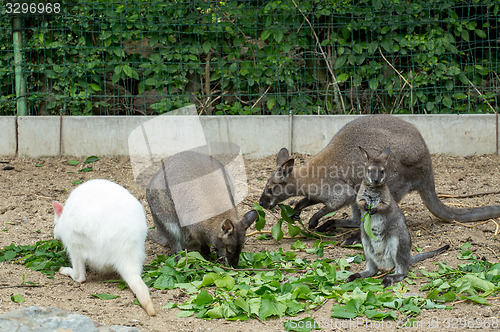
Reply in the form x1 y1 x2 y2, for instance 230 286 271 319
0 0 498 116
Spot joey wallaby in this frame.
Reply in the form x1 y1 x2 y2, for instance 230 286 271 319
147 150 257 267
259 114 500 235
347 146 449 287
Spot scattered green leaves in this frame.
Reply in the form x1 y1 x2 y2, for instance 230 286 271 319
0 240 69 277
1 237 497 323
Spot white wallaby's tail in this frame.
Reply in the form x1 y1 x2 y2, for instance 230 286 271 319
125 275 156 316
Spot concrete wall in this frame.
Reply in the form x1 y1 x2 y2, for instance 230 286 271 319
0 117 16 156
0 114 497 158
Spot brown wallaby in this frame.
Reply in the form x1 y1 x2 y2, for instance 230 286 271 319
147 150 257 267
259 114 500 234
347 146 449 287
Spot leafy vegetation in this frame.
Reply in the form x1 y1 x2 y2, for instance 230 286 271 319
0 0 498 115
1 238 498 326
0 239 69 277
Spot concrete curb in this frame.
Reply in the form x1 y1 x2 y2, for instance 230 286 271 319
0 114 497 158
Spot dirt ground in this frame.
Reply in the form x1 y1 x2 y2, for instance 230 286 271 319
0 153 499 331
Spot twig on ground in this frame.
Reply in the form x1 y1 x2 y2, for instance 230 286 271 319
485 245 500 260
0 284 44 289
312 298 329 312
438 189 500 199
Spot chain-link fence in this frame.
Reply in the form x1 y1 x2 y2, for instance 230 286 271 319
0 0 499 116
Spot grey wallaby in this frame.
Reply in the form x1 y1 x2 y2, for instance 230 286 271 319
346 146 449 287
146 150 257 267
259 114 500 235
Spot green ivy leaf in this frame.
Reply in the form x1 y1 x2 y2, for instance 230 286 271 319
475 29 486 38
362 211 377 240
92 293 120 300
365 308 397 320
67 160 79 166
195 289 214 306
271 222 284 242
177 310 195 318
259 294 287 320
331 300 359 319
253 202 267 231
290 239 305 250
84 156 99 164
214 275 235 290
442 96 453 108
202 40 212 53
11 294 26 303
267 96 275 110
368 78 379 91
288 223 301 238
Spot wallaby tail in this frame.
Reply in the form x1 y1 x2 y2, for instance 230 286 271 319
419 179 500 222
125 274 156 316
410 245 450 265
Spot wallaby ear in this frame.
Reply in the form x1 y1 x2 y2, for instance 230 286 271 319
276 148 290 166
280 158 294 177
240 210 258 229
358 146 370 161
379 147 391 160
221 219 235 237
52 201 64 218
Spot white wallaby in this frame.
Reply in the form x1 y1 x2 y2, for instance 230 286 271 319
53 179 156 316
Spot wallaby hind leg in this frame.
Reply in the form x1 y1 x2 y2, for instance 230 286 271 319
381 262 409 288
346 260 378 282
123 273 156 316
381 273 407 287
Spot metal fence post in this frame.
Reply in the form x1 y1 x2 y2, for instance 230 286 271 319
13 16 28 116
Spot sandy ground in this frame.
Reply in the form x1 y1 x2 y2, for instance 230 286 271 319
0 153 499 331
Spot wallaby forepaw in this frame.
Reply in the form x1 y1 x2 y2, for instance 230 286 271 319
59 267 86 283
346 273 361 283
291 213 301 221
381 277 393 288
342 231 362 246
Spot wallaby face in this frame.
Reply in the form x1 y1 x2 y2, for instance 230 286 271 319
214 210 258 267
147 151 257 268
259 148 295 210
348 147 450 287
259 114 500 235
360 146 390 187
